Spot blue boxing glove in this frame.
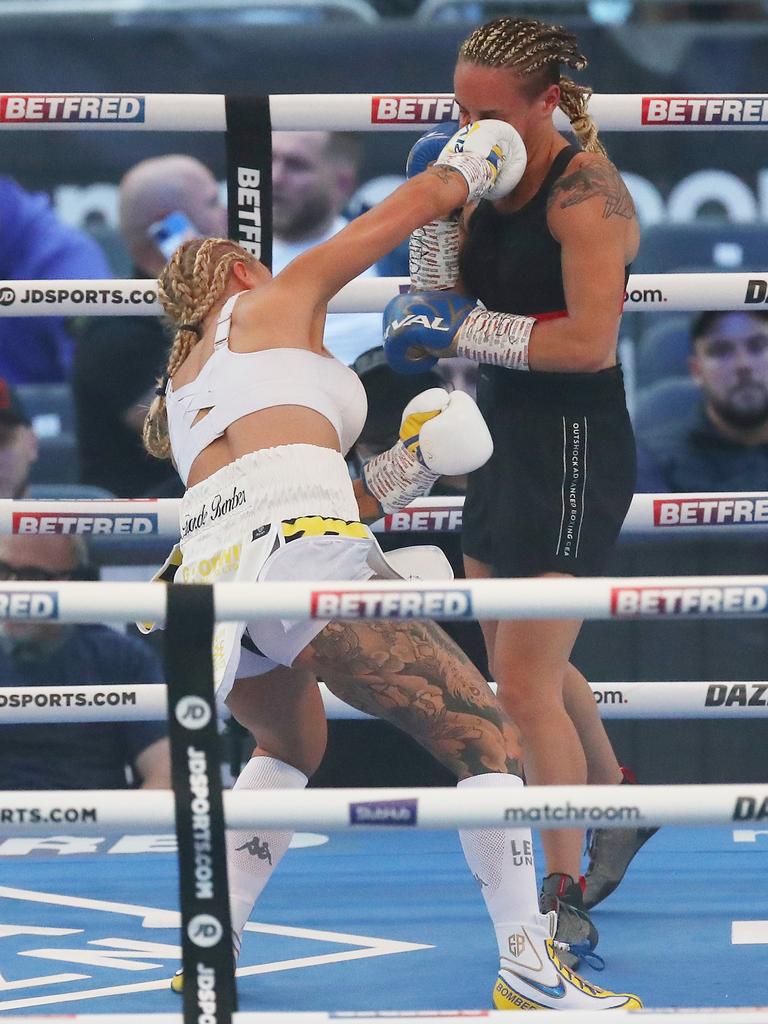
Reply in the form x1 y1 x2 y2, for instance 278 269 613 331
383 290 477 375
406 122 461 291
405 121 460 178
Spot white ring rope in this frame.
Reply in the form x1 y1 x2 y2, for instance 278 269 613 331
0 783 765 832
0 575 768 625
4 491 768 538
0 92 765 131
0 272 765 314
6 1013 768 1024
0 680 763 724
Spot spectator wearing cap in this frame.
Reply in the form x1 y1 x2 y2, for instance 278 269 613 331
0 177 112 384
0 378 37 498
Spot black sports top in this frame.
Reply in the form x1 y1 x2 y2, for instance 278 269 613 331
460 144 631 319
459 144 577 317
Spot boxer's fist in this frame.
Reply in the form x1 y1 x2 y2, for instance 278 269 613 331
435 119 527 202
402 387 493 476
362 387 492 513
384 290 477 374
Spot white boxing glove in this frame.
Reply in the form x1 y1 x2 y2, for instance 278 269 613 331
362 388 493 514
435 119 527 203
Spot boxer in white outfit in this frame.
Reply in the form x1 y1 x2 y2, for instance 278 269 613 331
142 121 640 1010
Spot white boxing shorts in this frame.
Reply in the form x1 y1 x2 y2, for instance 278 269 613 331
174 444 449 703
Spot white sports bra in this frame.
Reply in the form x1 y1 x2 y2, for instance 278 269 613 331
165 291 368 485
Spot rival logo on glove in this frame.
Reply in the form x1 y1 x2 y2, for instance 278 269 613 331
384 312 451 340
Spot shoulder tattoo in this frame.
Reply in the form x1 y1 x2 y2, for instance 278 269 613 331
547 162 636 220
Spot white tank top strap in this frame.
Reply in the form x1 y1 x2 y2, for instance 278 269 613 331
214 291 246 350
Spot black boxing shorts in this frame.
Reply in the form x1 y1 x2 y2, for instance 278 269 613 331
462 364 636 578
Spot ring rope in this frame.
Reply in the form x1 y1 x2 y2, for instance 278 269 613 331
1 272 765 314
0 680 763 724
4 492 768 537
0 575 767 625
5 1013 767 1024
0 92 765 132
1 783 765 832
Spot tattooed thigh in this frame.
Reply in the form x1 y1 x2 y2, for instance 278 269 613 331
297 619 523 779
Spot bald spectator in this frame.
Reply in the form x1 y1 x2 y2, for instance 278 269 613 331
272 131 384 365
0 177 112 384
0 534 170 790
73 155 227 497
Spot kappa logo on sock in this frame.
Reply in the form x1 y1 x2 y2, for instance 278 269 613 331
237 835 273 864
472 872 489 889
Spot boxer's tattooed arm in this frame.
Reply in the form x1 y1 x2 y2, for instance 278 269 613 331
305 619 522 779
427 163 465 187
548 162 636 220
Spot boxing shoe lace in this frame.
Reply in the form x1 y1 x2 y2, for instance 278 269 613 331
554 937 605 971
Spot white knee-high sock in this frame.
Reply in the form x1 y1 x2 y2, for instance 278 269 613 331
226 755 308 952
457 773 545 960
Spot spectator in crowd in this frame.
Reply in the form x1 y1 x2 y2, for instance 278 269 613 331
636 310 768 491
272 131 383 364
0 533 170 790
73 155 226 498
0 176 112 384
0 379 37 498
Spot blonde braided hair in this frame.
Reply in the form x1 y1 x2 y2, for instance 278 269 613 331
143 237 256 460
459 16 606 157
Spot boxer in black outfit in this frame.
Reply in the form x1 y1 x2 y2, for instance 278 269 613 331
384 16 655 967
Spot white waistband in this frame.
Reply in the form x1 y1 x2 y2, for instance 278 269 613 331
180 444 359 540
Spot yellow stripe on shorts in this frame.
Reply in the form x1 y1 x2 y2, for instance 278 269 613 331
281 515 369 541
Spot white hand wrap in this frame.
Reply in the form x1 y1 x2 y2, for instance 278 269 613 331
409 215 460 290
436 150 497 204
456 307 536 371
362 388 493 513
362 444 439 515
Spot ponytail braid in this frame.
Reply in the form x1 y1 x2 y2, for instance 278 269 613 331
143 237 255 460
